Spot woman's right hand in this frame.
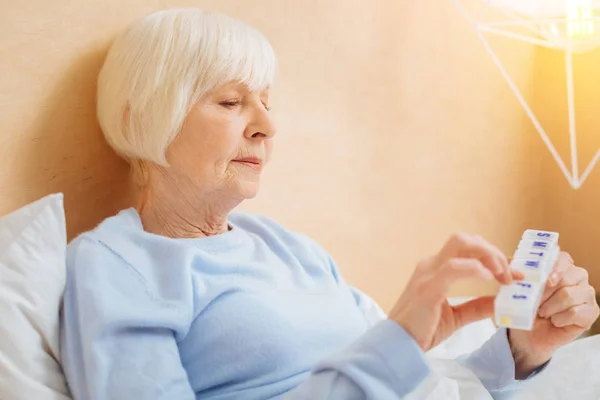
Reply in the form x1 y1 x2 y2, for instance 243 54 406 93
389 233 524 351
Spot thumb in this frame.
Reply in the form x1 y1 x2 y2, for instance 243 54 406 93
452 296 495 330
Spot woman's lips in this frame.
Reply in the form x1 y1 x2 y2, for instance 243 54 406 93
232 157 263 171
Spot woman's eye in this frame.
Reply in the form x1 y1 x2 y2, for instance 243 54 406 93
220 100 241 108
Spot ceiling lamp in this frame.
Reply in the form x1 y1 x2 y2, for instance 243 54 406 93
451 0 600 189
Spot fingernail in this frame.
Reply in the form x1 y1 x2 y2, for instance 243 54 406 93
514 271 525 281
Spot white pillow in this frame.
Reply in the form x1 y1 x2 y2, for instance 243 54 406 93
0 193 72 400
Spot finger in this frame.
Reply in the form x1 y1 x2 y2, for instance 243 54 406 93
540 266 589 304
550 304 600 329
432 258 494 293
548 252 574 287
438 233 510 285
471 235 511 285
538 285 596 318
512 269 525 281
452 296 495 329
506 258 525 281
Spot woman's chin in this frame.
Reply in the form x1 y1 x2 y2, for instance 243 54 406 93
236 181 260 200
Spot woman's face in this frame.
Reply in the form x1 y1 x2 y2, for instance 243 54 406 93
163 81 276 202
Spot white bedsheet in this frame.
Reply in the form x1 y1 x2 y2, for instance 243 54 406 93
406 358 493 399
513 334 600 400
411 298 600 399
414 333 600 399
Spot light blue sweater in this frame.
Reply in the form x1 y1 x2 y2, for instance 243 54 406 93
60 209 537 399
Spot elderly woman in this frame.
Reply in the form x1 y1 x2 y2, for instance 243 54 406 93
60 8 599 400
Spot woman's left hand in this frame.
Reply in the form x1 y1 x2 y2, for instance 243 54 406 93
508 252 600 378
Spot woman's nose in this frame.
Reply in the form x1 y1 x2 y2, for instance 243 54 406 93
246 106 276 139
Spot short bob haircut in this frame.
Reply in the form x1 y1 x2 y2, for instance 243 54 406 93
97 8 277 184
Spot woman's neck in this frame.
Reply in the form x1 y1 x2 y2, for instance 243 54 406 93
136 180 237 239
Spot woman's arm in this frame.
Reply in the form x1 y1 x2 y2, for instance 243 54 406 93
60 236 195 400
350 286 547 400
282 320 431 399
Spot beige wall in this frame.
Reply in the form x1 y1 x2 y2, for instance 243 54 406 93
533 47 600 291
1 0 549 312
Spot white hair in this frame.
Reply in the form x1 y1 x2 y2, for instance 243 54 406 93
96 8 277 184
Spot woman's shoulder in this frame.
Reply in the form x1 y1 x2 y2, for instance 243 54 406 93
67 208 147 273
228 212 287 233
69 207 142 243
230 212 306 240
231 213 350 286
229 212 332 260
63 211 193 335
66 208 150 281
66 208 193 308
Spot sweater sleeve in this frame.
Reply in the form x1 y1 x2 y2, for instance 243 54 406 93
282 320 431 399
456 328 551 400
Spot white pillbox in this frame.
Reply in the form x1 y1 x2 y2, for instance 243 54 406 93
495 229 560 331
510 245 559 283
517 239 554 251
521 229 559 244
495 281 544 330
512 247 553 260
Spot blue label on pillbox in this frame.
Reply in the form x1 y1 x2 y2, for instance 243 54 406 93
512 294 528 300
516 282 532 288
525 260 540 268
533 241 548 248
